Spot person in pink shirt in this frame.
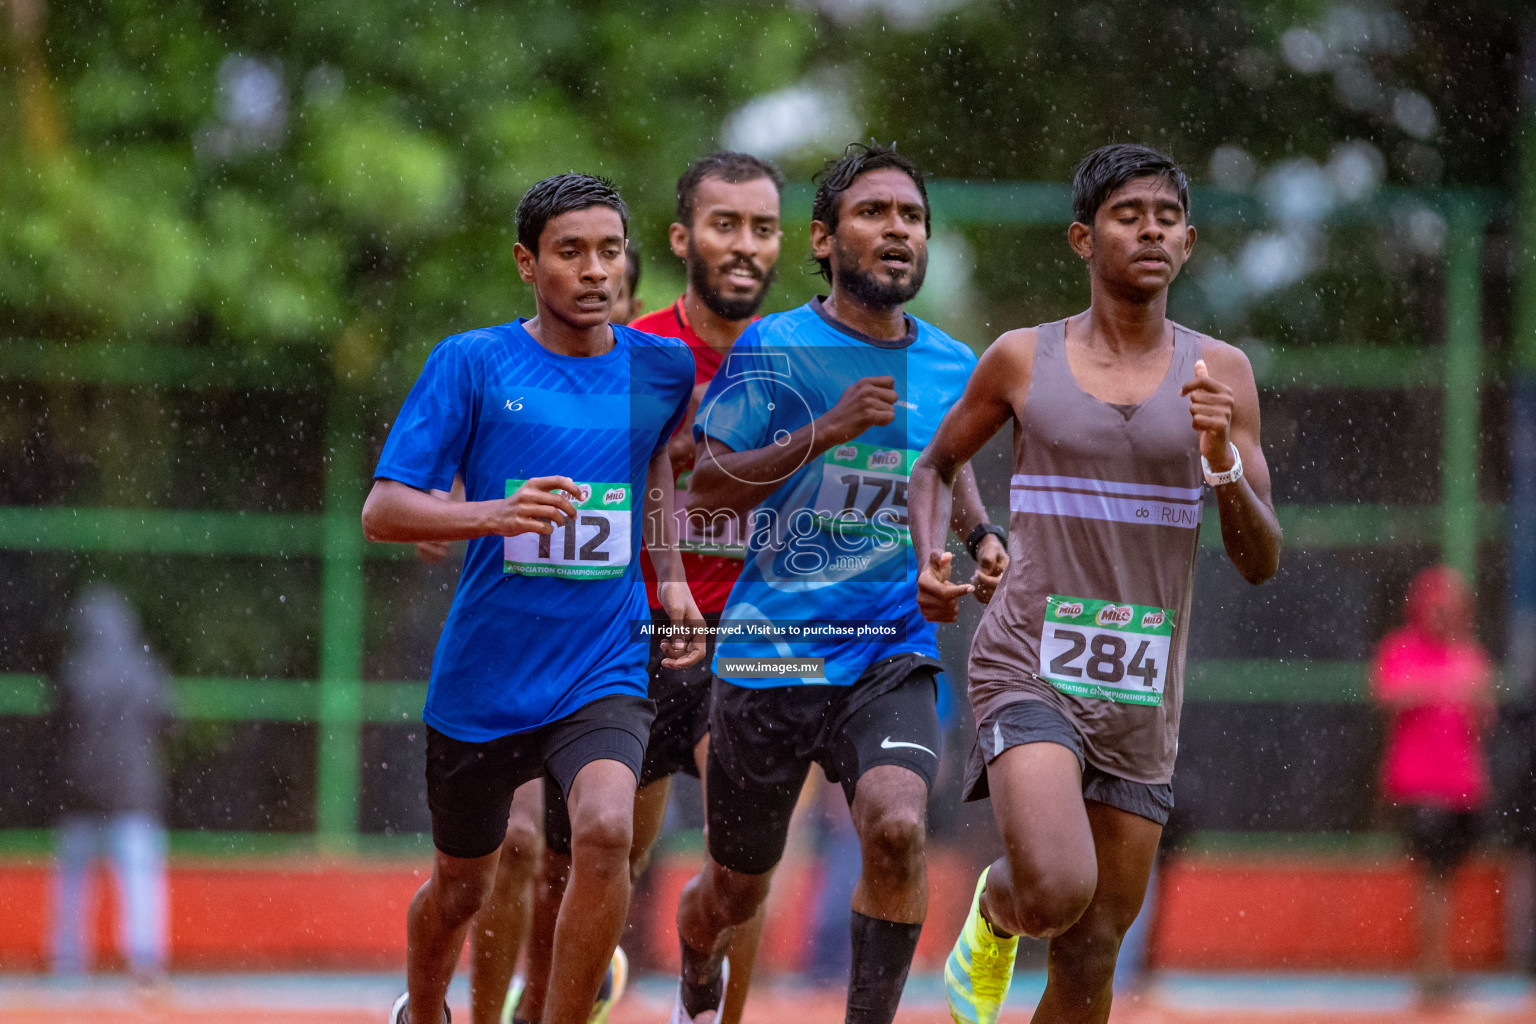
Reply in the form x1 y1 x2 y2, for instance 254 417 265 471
1371 564 1494 1004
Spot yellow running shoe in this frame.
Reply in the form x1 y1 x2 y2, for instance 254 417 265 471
945 868 1018 1024
588 945 628 1024
497 974 524 1024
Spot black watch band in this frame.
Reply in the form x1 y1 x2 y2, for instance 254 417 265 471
965 523 1007 561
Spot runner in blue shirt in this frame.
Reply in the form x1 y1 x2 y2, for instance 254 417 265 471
667 144 1008 1024
362 173 703 1024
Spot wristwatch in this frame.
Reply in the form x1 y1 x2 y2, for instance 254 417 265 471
1201 442 1244 487
966 523 1007 561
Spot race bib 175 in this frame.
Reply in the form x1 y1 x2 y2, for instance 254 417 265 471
810 442 918 544
1037 594 1174 706
503 479 632 580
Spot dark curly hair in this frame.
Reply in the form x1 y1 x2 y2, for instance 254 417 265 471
810 142 930 281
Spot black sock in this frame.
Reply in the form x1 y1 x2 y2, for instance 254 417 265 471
679 935 728 1018
845 911 923 1024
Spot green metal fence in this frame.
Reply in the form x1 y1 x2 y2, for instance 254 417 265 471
0 181 1506 851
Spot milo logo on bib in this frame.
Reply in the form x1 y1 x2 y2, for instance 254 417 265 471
1096 604 1133 627
1038 594 1176 706
503 479 632 580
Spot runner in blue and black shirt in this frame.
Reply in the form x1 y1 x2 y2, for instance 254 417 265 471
667 144 1007 1024
363 173 701 1024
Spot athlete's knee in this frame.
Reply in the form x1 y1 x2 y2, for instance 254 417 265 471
423 863 496 926
569 804 632 870
856 801 926 877
1005 863 1096 938
702 860 770 927
500 815 543 871
1050 915 1127 990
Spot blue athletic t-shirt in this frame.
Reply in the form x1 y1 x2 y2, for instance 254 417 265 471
693 299 976 688
376 320 693 741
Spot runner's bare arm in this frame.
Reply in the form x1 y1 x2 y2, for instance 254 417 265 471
947 463 1009 603
361 475 580 544
1182 342 1282 585
645 449 686 587
947 463 991 539
645 448 707 669
415 476 466 563
665 381 710 474
910 330 1034 622
689 374 900 522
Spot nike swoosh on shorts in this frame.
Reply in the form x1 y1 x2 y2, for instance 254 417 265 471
880 736 937 757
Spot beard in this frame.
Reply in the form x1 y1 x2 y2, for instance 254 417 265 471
688 240 776 322
833 241 927 310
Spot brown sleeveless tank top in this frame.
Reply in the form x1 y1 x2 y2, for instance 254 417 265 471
967 318 1205 785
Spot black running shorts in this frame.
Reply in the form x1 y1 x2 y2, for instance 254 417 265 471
705 652 943 875
1397 803 1480 877
963 699 1173 826
640 608 718 785
544 610 718 855
425 694 654 860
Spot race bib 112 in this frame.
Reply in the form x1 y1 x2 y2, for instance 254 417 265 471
503 479 632 580
1037 594 1174 706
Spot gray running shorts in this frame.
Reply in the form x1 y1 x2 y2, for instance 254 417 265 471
964 699 1173 825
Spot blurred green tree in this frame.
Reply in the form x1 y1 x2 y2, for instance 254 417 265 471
2 0 1521 370
0 0 821 381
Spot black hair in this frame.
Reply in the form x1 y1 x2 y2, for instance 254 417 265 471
624 240 641 294
515 173 629 255
676 151 785 225
810 142 930 281
1071 144 1190 226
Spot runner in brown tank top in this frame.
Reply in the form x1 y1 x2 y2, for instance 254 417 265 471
909 144 1282 1024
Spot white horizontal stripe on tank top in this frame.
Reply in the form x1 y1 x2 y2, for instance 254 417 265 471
1010 474 1203 529
1012 473 1203 503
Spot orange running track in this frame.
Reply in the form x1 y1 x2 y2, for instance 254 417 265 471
2 973 1532 1024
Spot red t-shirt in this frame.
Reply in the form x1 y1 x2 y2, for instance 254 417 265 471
632 299 743 614
1371 627 1491 811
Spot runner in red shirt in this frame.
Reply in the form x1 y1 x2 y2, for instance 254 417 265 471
510 152 784 1024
